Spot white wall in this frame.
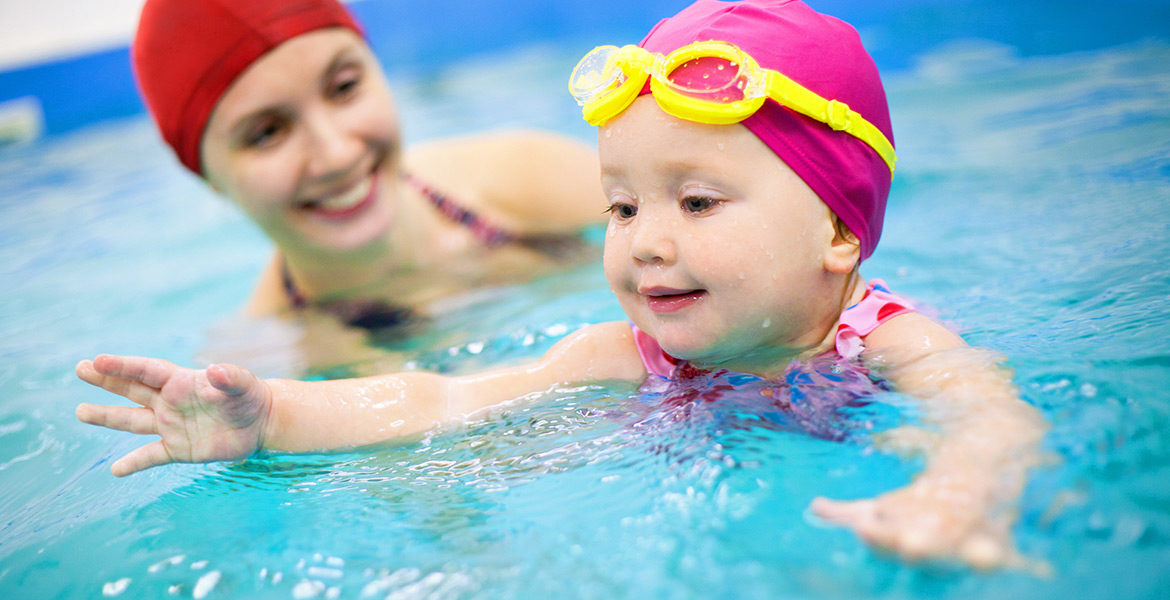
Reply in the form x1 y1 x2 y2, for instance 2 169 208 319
0 0 146 70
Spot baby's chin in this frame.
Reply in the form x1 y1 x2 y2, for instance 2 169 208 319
651 331 727 364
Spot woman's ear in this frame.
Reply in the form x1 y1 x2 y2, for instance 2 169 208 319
824 216 861 274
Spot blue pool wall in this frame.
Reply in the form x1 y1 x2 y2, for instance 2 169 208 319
2 0 1169 139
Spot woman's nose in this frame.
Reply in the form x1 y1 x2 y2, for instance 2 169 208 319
302 109 360 178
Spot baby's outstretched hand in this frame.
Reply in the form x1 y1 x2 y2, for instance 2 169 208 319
810 478 1042 573
75 355 272 477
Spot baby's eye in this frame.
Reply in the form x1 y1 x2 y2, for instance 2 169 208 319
682 195 719 213
606 203 637 220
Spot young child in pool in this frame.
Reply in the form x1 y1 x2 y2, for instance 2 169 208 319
76 0 1046 570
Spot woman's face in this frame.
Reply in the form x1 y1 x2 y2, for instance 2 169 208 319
201 28 401 256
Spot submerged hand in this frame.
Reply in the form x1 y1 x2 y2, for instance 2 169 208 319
810 477 1044 573
75 354 272 476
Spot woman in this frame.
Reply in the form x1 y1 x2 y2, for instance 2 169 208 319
134 0 605 336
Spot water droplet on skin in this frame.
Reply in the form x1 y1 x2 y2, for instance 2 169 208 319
761 319 772 328
716 143 725 151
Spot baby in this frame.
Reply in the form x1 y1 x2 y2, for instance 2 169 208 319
76 0 1046 570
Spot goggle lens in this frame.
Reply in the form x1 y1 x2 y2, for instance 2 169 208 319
662 56 748 103
570 46 626 105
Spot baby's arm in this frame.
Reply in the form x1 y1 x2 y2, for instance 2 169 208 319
811 313 1049 571
76 321 644 476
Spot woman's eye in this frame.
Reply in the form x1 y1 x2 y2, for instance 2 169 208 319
607 203 637 219
328 69 363 100
243 118 287 149
682 196 717 212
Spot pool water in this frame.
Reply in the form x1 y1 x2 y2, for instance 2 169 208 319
3 9 1170 600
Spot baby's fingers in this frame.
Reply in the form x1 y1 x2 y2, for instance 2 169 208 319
811 496 877 528
76 360 159 407
76 403 157 435
957 532 1008 570
811 497 917 554
111 440 173 477
89 354 179 389
206 363 261 396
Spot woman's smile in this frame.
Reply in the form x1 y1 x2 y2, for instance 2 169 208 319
298 171 379 221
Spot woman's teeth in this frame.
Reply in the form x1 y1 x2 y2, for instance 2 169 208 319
308 177 372 212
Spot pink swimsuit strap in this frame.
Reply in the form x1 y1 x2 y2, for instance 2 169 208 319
631 279 916 378
833 278 916 360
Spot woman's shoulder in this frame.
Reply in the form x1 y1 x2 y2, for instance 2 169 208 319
241 252 293 317
404 129 606 233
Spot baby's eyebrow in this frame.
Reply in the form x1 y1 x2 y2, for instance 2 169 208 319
599 165 624 179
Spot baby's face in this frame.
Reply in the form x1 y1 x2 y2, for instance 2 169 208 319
201 29 402 256
599 97 846 374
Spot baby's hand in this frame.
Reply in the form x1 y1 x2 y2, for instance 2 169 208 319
810 478 1042 572
75 355 272 476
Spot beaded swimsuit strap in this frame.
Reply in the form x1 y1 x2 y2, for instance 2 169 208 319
403 173 519 247
282 173 520 308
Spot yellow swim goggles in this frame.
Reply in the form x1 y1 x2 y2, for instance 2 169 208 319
569 40 896 174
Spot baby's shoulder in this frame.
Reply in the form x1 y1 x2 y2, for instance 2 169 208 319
862 311 967 365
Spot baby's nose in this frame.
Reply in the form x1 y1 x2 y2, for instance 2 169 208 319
630 214 677 265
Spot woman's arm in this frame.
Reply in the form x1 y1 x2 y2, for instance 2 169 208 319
76 321 644 476
812 313 1049 571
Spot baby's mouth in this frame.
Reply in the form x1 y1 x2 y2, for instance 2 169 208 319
642 287 708 313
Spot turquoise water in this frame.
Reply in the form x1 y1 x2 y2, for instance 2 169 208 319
3 17 1170 600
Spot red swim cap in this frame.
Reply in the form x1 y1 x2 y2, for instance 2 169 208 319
639 0 894 261
132 0 363 176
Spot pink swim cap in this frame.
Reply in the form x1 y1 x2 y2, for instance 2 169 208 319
638 0 894 260
132 0 363 176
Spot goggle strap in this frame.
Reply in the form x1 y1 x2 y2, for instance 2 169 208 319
765 74 896 174
574 41 897 173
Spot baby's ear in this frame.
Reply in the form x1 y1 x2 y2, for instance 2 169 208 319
824 217 861 274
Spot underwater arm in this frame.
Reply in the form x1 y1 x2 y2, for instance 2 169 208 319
811 313 1049 571
75 322 643 476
